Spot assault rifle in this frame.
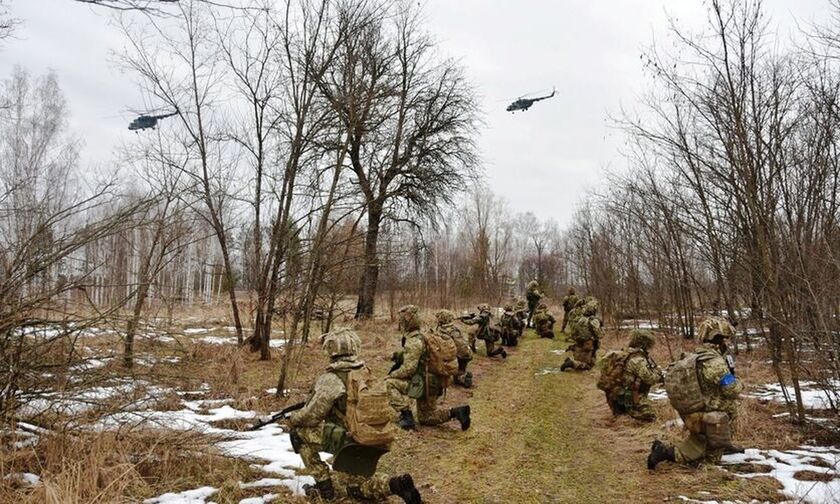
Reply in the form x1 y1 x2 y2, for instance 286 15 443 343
458 312 476 322
248 401 306 431
389 351 404 374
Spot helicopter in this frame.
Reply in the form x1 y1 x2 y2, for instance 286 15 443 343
128 109 178 131
506 88 555 112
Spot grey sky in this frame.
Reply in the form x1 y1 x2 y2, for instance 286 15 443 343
1 0 831 225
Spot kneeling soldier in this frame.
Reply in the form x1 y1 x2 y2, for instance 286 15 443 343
286 328 421 503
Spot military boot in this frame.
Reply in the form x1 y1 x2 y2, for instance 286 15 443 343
560 357 574 371
462 371 473 388
647 440 675 470
398 409 416 430
304 479 335 500
449 405 471 431
388 474 422 504
722 443 745 455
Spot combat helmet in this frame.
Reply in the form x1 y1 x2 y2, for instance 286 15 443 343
503 303 514 312
698 316 735 343
398 304 421 332
629 329 655 350
435 309 454 325
321 328 361 359
527 280 539 289
477 303 491 314
537 302 548 311
567 287 576 295
582 300 599 316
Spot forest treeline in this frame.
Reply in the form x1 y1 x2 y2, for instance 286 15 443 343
2 0 840 423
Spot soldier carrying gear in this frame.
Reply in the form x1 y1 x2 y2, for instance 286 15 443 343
560 287 580 333
561 300 602 372
285 329 422 503
532 302 556 339
386 305 472 432
514 298 528 332
648 317 744 470
435 309 473 388
525 280 543 328
500 303 523 347
597 330 663 422
462 303 507 359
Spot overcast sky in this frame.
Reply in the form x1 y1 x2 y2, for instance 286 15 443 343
1 0 832 225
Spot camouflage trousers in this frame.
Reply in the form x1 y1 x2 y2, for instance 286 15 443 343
674 411 734 464
566 340 596 370
468 332 502 358
294 427 392 500
560 312 571 332
385 376 411 412
384 377 450 425
607 390 656 422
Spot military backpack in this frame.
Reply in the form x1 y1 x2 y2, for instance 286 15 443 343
423 330 459 378
664 352 714 415
339 367 396 448
597 349 631 393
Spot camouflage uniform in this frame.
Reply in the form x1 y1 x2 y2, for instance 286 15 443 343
525 280 543 328
462 304 506 359
560 288 580 333
287 329 420 503
649 317 744 469
500 303 523 346
387 305 471 430
514 298 528 335
562 301 601 371
532 302 556 339
435 310 473 388
607 331 663 422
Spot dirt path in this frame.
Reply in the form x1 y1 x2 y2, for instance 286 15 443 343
379 330 780 504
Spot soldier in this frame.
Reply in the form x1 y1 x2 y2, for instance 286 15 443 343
560 300 601 371
514 298 529 331
435 309 473 388
500 303 523 346
525 280 543 328
386 305 471 431
286 329 422 503
462 303 507 359
532 302 556 339
560 287 580 333
599 330 664 422
648 317 744 469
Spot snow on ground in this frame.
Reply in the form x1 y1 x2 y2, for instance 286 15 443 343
238 495 278 504
143 486 218 504
195 336 284 348
747 381 839 410
649 386 668 401
184 328 210 335
722 446 840 503
618 320 660 330
18 379 170 417
677 496 766 504
4 472 41 487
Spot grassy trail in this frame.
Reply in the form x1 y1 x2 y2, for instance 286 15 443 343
379 329 778 504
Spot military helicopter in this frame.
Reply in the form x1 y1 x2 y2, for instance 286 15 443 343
506 88 555 112
128 108 178 131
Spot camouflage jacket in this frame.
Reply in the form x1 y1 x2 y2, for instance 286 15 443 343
501 310 523 333
571 315 601 344
288 357 364 428
526 287 543 306
562 294 580 313
623 349 663 392
533 310 556 333
696 344 743 417
463 312 492 340
390 330 424 381
436 323 471 360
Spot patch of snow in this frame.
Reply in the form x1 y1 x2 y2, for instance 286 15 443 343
619 320 660 330
69 357 111 372
143 486 218 504
5 472 41 487
239 478 285 489
722 446 840 503
677 496 764 504
184 328 210 335
535 367 563 375
196 336 236 345
747 381 839 410
238 495 278 504
649 387 668 401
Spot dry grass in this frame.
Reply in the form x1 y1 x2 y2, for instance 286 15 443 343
4 304 831 503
